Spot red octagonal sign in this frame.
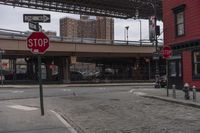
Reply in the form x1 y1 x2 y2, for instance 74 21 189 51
162 46 172 59
27 32 49 54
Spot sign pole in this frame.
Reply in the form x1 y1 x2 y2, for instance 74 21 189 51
38 54 44 116
0 54 2 87
161 46 172 97
0 49 5 87
166 59 169 97
26 16 50 116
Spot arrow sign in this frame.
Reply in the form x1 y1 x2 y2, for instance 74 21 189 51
23 14 50 23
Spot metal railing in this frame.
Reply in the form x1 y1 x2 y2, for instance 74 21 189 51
0 28 163 46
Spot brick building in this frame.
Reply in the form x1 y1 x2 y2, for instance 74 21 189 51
96 17 114 40
163 0 200 89
78 15 96 38
60 15 114 40
60 17 79 38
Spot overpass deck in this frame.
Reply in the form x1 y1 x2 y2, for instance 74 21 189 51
0 29 162 58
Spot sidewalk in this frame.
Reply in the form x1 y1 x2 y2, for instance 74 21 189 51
132 88 200 109
0 100 72 133
0 82 154 89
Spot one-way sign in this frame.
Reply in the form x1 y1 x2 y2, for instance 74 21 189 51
23 14 50 23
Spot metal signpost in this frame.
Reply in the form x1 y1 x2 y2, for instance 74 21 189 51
25 14 50 116
162 46 172 97
0 49 5 87
27 32 49 116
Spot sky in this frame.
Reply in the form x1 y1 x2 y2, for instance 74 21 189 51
0 5 163 41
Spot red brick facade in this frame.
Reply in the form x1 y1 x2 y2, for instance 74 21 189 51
182 51 200 87
164 0 200 46
163 0 200 89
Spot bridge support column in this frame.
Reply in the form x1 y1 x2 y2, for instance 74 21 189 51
26 58 34 80
54 57 70 83
62 57 70 83
10 58 17 80
44 58 53 81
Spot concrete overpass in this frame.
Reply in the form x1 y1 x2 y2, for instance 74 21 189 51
0 29 161 58
0 29 164 83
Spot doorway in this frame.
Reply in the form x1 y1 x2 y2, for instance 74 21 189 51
168 57 183 89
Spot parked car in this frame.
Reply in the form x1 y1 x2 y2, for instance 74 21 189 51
160 75 167 88
70 71 83 81
155 75 167 88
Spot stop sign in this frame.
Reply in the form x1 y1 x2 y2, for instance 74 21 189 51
162 46 172 59
27 32 49 54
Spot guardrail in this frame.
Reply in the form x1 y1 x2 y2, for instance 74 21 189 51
0 28 163 46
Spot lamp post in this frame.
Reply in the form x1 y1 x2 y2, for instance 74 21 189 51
0 49 5 87
150 1 160 88
125 26 129 45
135 9 142 46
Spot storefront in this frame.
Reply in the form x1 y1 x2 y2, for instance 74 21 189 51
163 1 200 89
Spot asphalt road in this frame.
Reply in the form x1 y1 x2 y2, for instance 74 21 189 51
1 85 200 133
0 86 142 100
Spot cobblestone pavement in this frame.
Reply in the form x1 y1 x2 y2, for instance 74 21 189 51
6 87 200 133
14 88 200 133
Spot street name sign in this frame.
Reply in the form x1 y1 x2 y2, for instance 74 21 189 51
27 32 49 54
23 14 51 23
29 21 39 31
153 52 160 60
28 21 42 31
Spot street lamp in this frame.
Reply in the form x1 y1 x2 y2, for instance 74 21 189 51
0 49 5 87
149 1 160 88
125 26 129 45
135 9 142 46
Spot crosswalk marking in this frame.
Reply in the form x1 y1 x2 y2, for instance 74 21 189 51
11 91 24 94
7 105 38 111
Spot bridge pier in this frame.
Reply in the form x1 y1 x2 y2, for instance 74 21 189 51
54 57 70 83
26 58 35 80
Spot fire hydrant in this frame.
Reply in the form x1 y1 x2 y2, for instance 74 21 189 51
183 83 190 100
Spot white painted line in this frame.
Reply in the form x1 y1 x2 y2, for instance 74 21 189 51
133 92 147 96
12 91 24 93
99 87 106 90
129 89 135 93
62 89 71 92
7 105 38 111
50 110 77 133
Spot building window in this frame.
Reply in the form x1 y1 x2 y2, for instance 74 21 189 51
176 12 184 36
170 61 177 77
172 4 186 37
193 51 200 79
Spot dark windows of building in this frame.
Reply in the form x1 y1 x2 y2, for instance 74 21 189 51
173 4 186 37
179 61 182 77
193 51 200 79
169 61 177 77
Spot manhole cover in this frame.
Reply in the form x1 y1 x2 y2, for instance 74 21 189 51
110 99 120 101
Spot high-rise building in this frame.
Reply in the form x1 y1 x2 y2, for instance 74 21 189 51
60 15 114 40
60 17 78 38
78 15 96 38
96 17 114 40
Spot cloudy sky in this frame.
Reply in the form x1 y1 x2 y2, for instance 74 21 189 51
0 5 163 41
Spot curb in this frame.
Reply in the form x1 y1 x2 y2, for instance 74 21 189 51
142 95 200 109
0 83 154 89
